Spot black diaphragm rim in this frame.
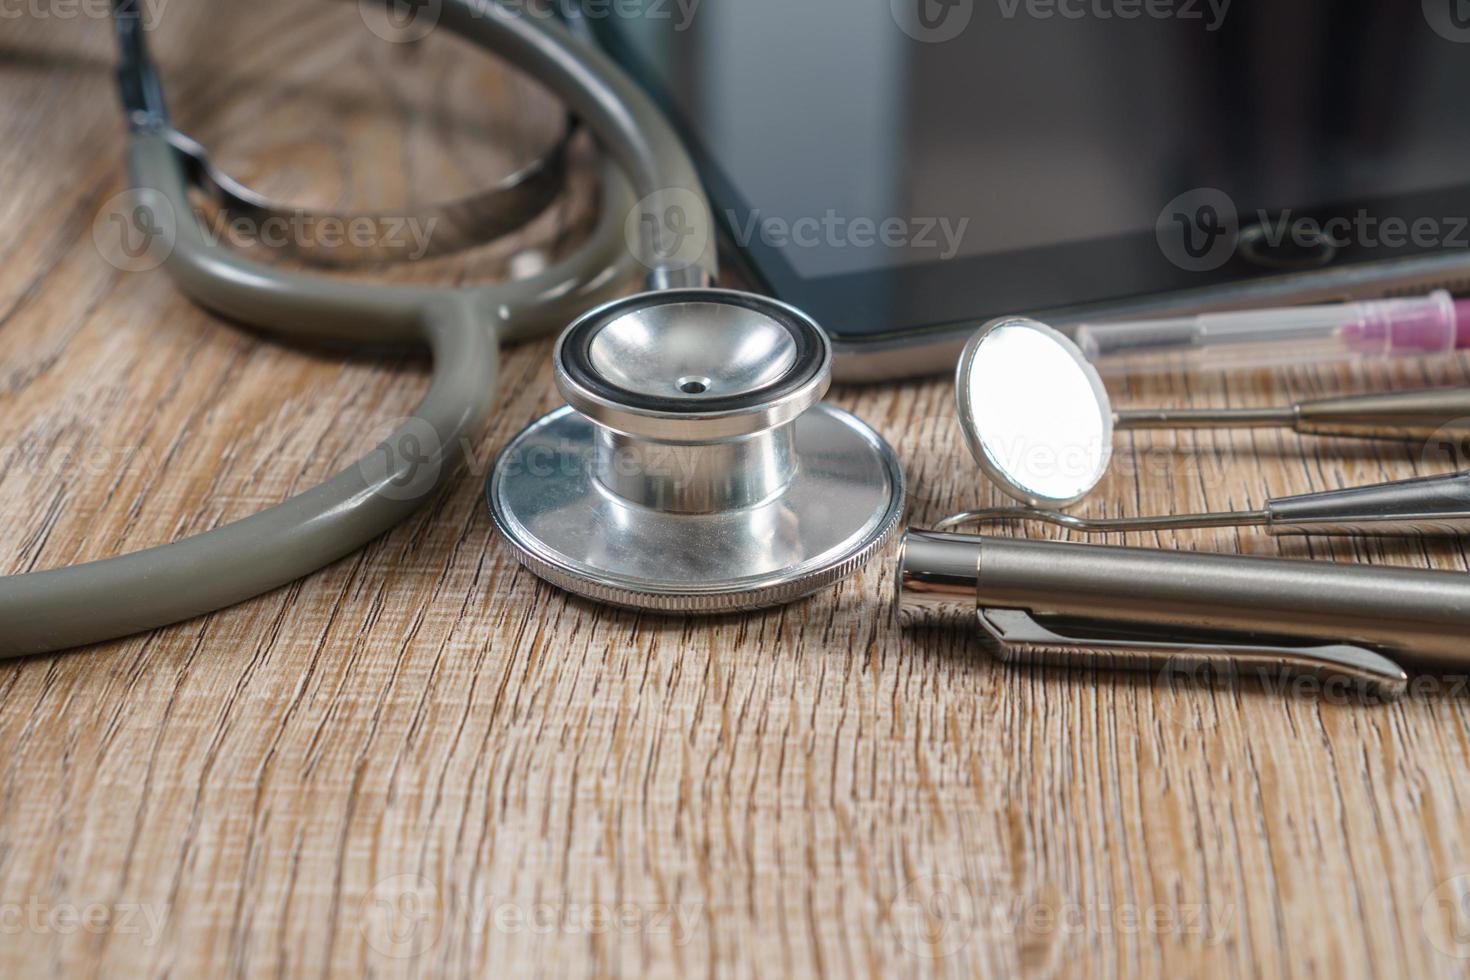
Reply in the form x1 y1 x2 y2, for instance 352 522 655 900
557 289 828 415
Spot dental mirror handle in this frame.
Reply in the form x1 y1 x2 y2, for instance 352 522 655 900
1264 471 1470 535
896 531 1470 693
1114 387 1470 441
938 471 1470 537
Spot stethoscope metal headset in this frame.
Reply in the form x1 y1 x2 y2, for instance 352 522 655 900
0 0 903 656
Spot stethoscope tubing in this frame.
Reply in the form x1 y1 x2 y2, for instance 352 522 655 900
0 0 713 656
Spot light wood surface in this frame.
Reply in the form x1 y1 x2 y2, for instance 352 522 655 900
5 5 1470 978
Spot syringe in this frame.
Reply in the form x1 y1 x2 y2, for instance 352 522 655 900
1074 290 1470 376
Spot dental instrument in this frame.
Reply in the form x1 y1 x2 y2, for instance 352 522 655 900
957 317 1470 508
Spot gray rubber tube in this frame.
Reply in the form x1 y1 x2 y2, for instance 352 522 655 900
0 0 716 655
438 1 719 286
0 298 497 656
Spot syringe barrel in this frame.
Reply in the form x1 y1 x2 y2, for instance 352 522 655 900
1075 291 1459 376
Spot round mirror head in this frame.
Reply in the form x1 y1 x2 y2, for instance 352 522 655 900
955 317 1114 508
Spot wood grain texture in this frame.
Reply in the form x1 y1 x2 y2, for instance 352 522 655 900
4 4 1470 978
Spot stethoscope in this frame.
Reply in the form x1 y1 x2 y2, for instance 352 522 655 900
9 0 1470 701
0 0 903 657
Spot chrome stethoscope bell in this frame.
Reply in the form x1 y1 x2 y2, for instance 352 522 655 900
487 289 905 612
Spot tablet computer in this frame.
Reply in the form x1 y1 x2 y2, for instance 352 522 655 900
591 0 1470 379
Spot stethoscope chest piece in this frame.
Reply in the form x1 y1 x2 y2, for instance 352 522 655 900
487 289 905 612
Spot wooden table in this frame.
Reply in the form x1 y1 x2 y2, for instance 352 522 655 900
5 5 1470 977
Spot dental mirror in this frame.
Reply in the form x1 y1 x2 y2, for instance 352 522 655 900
955 315 1470 513
955 318 1114 508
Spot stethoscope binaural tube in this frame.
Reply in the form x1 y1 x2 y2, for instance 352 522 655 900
0 0 716 656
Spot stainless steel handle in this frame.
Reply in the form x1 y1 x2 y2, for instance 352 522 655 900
977 607 1407 694
897 531 1470 676
936 472 1470 537
1265 472 1470 536
1114 387 1470 442
1293 388 1470 440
